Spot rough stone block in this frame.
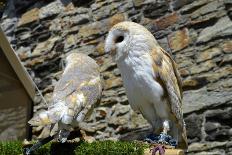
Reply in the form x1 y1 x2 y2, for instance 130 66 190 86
32 37 59 57
18 8 39 26
39 1 64 19
171 0 195 10
91 2 122 21
104 77 122 90
62 14 90 27
182 77 208 91
168 28 190 52
78 21 106 40
153 12 180 31
183 88 232 114
132 0 145 8
108 13 126 29
222 41 232 53
188 141 227 153
143 2 169 19
180 0 209 14
190 60 215 75
64 34 78 50
197 48 222 63
185 113 203 141
191 1 223 20
197 16 232 43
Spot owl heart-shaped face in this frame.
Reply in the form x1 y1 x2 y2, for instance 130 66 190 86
105 21 157 62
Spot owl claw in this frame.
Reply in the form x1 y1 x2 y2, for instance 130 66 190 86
157 132 170 145
58 129 70 143
145 133 177 148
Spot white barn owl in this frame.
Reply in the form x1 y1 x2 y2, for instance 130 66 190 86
26 53 102 154
105 21 187 150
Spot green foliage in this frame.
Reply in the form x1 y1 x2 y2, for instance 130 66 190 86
33 143 51 155
0 141 22 155
75 141 146 155
0 140 147 155
0 141 51 155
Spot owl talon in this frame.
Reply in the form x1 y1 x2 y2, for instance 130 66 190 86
145 133 159 143
58 129 70 143
157 132 177 147
145 133 177 147
157 132 170 144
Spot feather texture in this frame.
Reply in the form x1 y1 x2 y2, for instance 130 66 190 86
29 53 102 141
105 21 188 149
151 47 187 149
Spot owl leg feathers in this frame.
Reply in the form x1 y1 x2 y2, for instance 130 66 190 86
58 129 70 143
157 120 170 144
163 120 170 134
149 120 178 155
156 120 177 147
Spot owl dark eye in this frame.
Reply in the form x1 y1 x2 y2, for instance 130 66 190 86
115 36 124 43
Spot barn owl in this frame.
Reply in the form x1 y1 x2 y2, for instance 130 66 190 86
105 21 188 150
26 53 102 154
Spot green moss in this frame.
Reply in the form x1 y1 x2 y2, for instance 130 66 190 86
75 141 146 155
0 140 147 155
0 141 22 155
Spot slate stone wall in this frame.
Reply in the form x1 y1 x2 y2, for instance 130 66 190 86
1 0 232 154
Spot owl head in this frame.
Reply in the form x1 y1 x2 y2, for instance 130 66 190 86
105 21 158 62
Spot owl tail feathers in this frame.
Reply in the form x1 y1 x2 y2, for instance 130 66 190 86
28 101 68 127
28 112 55 127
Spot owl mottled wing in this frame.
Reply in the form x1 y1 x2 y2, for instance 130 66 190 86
28 53 102 140
151 47 187 148
51 54 102 124
53 57 100 102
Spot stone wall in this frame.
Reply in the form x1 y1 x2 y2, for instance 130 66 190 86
1 0 232 154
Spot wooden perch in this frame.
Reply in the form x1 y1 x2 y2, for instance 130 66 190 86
119 127 185 155
144 148 184 155
143 143 185 155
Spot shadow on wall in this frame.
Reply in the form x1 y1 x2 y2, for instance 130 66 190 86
0 27 35 140
0 0 6 18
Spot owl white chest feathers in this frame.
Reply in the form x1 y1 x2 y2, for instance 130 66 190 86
117 52 170 127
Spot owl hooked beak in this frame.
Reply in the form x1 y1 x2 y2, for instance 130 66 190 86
105 44 117 56
105 35 116 56
105 29 126 57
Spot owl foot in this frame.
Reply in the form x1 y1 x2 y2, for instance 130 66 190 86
58 129 70 143
145 133 159 143
157 132 172 145
145 133 177 147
